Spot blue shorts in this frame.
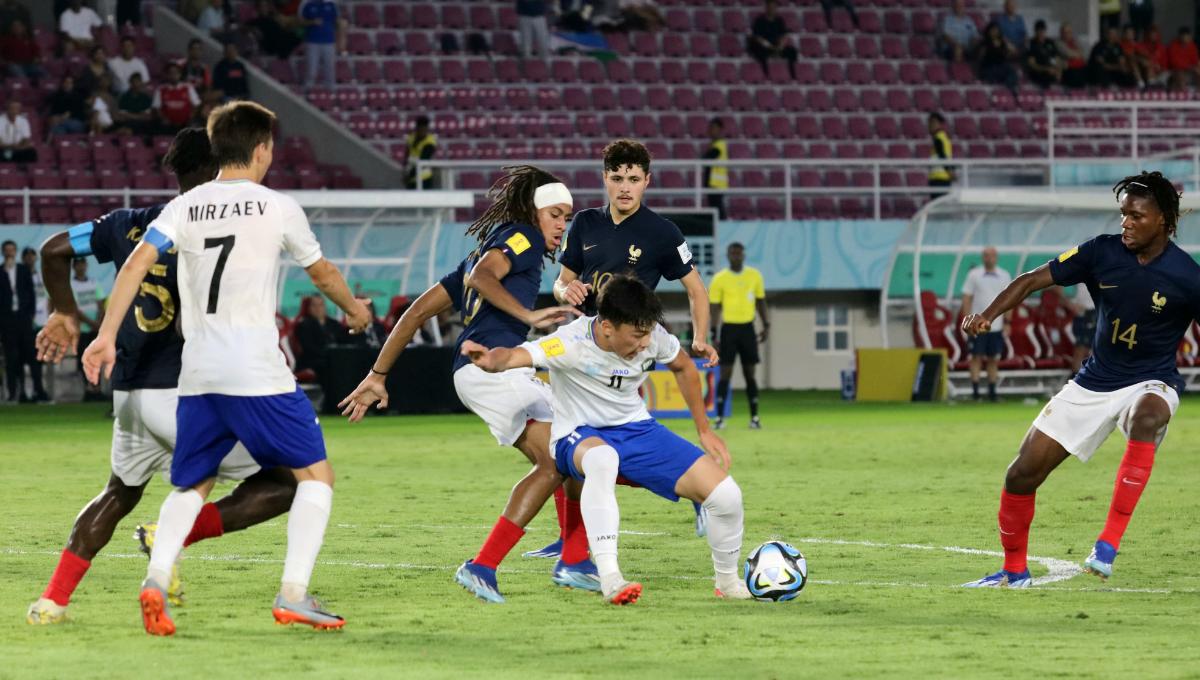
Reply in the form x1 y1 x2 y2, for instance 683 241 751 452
172 386 326 488
969 331 1004 357
554 419 704 502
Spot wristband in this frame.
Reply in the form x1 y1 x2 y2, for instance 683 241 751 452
370 368 387 376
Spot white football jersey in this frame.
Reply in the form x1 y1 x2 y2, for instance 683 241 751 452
520 316 682 443
146 179 322 396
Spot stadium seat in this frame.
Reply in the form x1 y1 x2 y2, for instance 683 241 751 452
383 4 408 28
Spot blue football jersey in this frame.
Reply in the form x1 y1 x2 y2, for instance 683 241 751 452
440 222 547 372
68 205 183 390
1049 234 1200 392
559 204 694 313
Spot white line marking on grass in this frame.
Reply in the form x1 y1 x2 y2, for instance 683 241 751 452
4 542 1192 594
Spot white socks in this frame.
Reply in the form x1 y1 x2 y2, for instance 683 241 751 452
580 445 622 592
147 488 204 588
702 476 744 592
281 480 334 602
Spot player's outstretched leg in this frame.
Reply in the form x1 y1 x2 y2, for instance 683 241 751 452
141 483 211 636
1087 395 1169 580
273 462 343 629
963 427 1069 589
676 457 750 600
577 441 640 604
28 475 147 624
551 478 600 593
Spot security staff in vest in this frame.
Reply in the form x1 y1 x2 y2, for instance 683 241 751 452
702 118 728 219
928 112 954 196
405 115 438 189
710 242 768 429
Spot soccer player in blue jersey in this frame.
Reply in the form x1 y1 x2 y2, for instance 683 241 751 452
26 129 297 625
462 275 751 603
962 171 1200 588
338 165 590 603
526 138 719 558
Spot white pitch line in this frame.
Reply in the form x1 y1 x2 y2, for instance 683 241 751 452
5 544 1193 594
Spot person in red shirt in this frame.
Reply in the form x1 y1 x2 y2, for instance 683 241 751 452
0 19 44 82
1140 24 1169 83
1120 25 1151 87
152 62 201 132
1166 26 1200 90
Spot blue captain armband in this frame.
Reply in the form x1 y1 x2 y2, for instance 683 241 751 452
67 222 94 256
143 227 174 254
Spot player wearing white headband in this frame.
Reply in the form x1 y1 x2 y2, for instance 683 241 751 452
339 166 592 603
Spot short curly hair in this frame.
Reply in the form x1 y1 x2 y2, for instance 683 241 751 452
602 139 651 174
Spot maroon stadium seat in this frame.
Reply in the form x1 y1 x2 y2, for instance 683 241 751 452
383 4 408 28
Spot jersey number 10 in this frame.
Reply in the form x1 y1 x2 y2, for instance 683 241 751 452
204 235 235 314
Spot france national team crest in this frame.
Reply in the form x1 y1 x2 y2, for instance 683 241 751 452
1151 291 1166 313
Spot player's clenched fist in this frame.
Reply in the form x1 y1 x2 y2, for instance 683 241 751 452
556 279 591 306
344 298 371 334
961 313 992 337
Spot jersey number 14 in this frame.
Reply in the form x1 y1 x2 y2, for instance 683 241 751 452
1110 318 1138 350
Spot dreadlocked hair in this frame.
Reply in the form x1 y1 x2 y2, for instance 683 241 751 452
466 165 564 259
1113 171 1183 237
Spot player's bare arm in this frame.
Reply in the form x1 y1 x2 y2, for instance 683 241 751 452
460 340 534 373
553 263 591 306
469 249 580 330
680 269 718 367
667 347 730 470
305 257 370 333
36 230 81 363
961 265 1056 336
755 297 770 343
81 240 159 383
339 282 454 422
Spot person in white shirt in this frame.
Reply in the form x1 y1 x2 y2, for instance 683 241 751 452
959 245 1014 401
462 275 752 604
59 0 103 51
82 101 370 636
107 36 149 94
0 100 36 163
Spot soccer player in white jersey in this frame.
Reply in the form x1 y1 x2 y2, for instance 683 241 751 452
462 275 751 603
82 101 370 635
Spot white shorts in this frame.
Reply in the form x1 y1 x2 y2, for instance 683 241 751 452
1033 379 1179 462
111 388 260 486
453 364 553 446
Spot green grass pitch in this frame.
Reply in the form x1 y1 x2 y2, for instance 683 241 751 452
1 392 1198 679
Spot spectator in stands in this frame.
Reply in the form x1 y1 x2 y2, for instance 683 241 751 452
196 0 227 36
1121 25 1152 88
86 79 117 134
616 1 665 32
107 36 148 94
212 41 250 101
960 246 1012 402
46 74 87 136
1129 0 1154 37
1025 20 1062 88
301 0 338 89
819 0 859 30
113 72 154 135
1140 24 1169 85
938 0 979 63
747 0 797 79
177 0 208 23
59 0 103 52
22 247 48 336
702 118 728 219
250 0 301 60
1090 26 1137 88
182 38 213 95
1 239 47 402
1166 27 1200 90
991 0 1027 50
927 112 953 195
517 1 551 57
1099 0 1121 33
70 255 105 399
0 0 32 35
978 22 1018 93
117 0 140 27
1059 22 1089 88
1 19 44 83
0 101 36 163
76 45 114 98
295 295 342 379
404 115 437 189
153 62 201 133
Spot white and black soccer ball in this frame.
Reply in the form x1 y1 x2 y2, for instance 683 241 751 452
744 541 807 602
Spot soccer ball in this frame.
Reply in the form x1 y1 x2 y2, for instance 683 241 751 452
744 541 807 601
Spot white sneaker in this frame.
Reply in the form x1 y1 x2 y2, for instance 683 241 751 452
26 598 68 625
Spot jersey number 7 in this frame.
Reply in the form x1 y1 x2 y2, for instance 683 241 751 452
204 235 235 314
